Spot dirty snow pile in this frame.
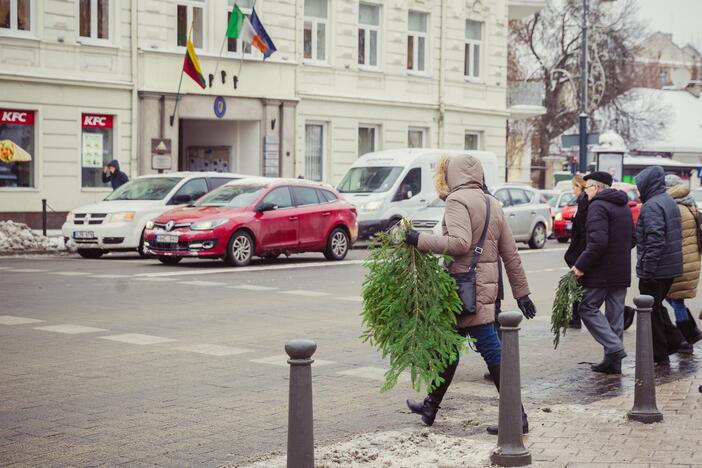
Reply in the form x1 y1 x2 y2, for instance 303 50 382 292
0 221 63 252
239 428 494 468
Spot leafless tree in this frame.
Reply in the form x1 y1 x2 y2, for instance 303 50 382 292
510 0 664 159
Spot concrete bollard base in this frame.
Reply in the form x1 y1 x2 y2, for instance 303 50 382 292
627 410 663 424
490 448 532 467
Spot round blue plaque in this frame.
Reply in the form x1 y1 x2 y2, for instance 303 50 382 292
214 96 227 119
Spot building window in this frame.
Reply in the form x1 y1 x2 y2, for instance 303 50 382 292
81 113 114 188
464 131 481 150
79 0 109 40
358 125 379 157
408 127 427 148
0 0 32 34
358 3 380 68
305 123 324 181
304 0 328 62
227 0 254 56
407 11 427 73
177 1 204 49
464 20 483 79
0 109 35 188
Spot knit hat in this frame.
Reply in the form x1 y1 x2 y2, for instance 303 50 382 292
664 174 683 188
584 171 613 187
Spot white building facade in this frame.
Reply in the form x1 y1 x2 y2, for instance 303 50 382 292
0 0 542 226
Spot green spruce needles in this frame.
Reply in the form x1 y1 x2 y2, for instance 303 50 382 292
550 271 584 349
361 220 469 393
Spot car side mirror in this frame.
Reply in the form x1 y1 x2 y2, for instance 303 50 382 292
171 194 192 205
405 190 413 200
255 201 278 213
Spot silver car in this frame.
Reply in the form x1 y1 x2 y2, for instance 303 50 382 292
412 185 552 249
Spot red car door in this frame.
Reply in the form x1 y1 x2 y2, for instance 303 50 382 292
255 187 299 250
292 186 328 248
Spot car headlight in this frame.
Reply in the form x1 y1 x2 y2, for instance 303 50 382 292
362 201 382 212
555 212 562 221
145 220 154 230
65 211 75 223
190 218 228 231
110 212 135 222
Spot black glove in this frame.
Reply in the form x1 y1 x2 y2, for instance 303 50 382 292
517 296 536 319
404 229 420 246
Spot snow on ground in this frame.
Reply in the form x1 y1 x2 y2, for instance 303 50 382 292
0 221 65 252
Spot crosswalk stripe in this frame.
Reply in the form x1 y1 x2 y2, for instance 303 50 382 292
338 296 363 302
228 285 278 291
100 333 176 345
34 324 108 334
51 271 89 276
5 268 47 273
91 274 131 278
177 344 253 356
279 290 331 297
0 315 45 325
178 280 227 287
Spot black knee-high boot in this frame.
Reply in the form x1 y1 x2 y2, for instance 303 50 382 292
406 356 460 426
569 301 582 329
485 363 529 435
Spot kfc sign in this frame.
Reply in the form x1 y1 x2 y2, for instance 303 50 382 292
82 114 113 129
0 109 35 125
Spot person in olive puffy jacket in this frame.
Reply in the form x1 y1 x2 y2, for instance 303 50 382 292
635 166 691 364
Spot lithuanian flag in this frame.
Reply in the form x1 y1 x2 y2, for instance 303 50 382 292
183 37 206 89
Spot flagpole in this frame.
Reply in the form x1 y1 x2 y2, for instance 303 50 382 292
170 22 195 127
235 0 258 89
212 36 227 80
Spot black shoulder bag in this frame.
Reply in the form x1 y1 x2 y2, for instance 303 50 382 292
451 195 491 316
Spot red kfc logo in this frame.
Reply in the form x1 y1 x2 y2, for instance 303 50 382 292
82 114 113 129
0 109 35 125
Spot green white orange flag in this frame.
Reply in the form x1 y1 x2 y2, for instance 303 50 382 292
183 36 206 89
226 5 277 58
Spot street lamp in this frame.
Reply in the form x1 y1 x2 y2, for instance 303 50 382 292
579 0 616 173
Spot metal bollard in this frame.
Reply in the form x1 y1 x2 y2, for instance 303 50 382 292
285 339 316 468
41 199 48 237
490 311 531 467
627 295 663 423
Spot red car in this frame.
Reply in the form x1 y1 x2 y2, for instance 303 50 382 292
553 183 641 242
144 179 358 266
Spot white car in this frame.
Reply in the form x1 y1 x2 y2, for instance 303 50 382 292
62 172 248 258
692 188 702 210
412 185 552 249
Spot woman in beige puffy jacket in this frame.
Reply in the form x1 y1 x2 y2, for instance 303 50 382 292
404 153 535 434
664 175 702 346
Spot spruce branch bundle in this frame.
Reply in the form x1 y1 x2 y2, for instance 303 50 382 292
361 219 469 393
550 271 584 349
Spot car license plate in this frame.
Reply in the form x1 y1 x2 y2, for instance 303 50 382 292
73 231 95 239
566 222 572 231
156 234 179 243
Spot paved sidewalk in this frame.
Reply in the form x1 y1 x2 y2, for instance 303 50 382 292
236 366 702 467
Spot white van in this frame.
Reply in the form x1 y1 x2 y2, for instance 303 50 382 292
336 148 499 239
62 172 249 258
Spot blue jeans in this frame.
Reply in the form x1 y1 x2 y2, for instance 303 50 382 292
429 322 501 402
666 298 688 322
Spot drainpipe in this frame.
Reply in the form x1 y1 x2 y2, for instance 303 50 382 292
437 0 447 148
130 0 139 176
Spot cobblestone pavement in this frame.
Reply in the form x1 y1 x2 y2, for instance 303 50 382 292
1 244 701 466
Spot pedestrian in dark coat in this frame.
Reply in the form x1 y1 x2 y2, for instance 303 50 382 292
572 171 634 374
102 159 129 190
635 165 691 364
564 174 588 329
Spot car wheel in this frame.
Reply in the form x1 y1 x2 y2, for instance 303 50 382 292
324 227 349 261
528 223 547 249
158 256 182 265
557 237 569 244
77 248 104 259
138 229 148 258
225 230 254 267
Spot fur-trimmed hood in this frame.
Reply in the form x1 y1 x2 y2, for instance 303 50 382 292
434 154 484 199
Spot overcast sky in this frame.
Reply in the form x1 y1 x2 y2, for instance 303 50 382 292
636 0 702 50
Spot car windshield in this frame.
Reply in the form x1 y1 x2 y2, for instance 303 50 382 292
337 166 404 193
196 185 265 208
692 190 702 202
428 198 446 208
558 192 576 207
104 177 183 201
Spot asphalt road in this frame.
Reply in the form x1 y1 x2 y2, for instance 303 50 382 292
1 242 700 466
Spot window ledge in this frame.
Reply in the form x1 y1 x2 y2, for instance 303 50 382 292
302 61 332 68
77 39 120 50
0 187 40 192
358 66 383 74
464 77 485 84
0 32 41 42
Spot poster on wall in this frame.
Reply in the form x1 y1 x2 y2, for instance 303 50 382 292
597 152 624 183
82 133 104 168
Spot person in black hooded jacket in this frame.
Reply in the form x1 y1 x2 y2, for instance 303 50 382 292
572 171 633 374
635 165 691 364
102 159 129 190
564 174 588 329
